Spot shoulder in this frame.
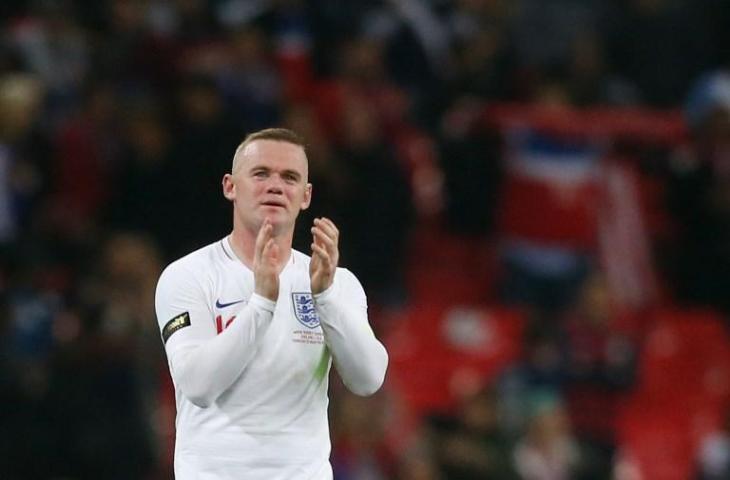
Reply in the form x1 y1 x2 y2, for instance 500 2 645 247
157 240 224 292
333 266 366 305
334 266 361 287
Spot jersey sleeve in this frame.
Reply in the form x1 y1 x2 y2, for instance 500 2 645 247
155 262 276 407
313 268 388 396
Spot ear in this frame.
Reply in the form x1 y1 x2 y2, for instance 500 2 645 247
301 183 312 210
222 173 236 201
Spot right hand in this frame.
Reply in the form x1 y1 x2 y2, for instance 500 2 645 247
253 219 280 301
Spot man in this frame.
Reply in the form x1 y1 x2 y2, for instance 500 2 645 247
155 128 388 479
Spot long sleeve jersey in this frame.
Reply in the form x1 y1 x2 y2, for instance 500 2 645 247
154 237 388 480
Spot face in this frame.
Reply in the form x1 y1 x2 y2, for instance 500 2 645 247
223 139 312 235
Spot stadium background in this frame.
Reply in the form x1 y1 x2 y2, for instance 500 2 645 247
2 0 730 478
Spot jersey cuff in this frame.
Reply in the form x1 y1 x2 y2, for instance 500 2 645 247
313 281 338 304
248 293 277 313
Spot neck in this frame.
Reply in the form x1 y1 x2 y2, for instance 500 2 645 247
228 224 293 272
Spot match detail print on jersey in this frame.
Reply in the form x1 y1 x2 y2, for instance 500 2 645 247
162 311 191 343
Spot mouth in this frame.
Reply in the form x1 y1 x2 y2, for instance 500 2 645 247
260 201 286 209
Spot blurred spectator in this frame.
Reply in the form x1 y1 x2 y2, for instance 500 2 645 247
438 97 503 235
430 386 517 479
8 0 89 120
87 232 163 354
44 302 157 479
104 97 178 256
330 389 396 480
440 0 517 105
216 26 283 130
668 70 730 314
560 271 636 479
513 392 582 480
696 409 730 480
0 72 48 243
94 232 166 460
155 0 220 48
94 0 180 94
511 0 605 72
0 245 60 478
604 0 716 106
166 72 241 257
334 96 414 306
49 79 121 240
314 34 410 140
563 31 639 107
396 443 442 480
305 0 390 76
499 270 636 479
338 0 446 112
283 102 347 252
266 0 317 102
43 232 162 479
498 243 591 314
498 310 566 437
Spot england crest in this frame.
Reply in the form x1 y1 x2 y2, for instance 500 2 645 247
292 292 320 328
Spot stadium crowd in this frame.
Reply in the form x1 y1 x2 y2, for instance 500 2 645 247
2 0 730 478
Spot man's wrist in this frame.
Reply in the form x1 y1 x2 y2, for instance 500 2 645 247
313 281 337 303
249 293 277 313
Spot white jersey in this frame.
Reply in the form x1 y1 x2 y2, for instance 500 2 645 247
155 237 388 480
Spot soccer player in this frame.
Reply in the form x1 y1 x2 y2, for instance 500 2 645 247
154 128 388 479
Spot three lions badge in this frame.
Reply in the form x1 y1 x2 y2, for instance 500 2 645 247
292 292 320 328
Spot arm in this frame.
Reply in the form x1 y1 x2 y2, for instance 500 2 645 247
315 269 388 396
155 267 275 408
155 219 281 408
310 218 388 396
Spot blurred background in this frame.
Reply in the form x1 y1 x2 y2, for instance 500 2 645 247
2 0 730 478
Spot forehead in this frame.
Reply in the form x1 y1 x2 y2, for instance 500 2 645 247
234 139 308 174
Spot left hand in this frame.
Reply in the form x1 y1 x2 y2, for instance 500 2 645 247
310 217 340 294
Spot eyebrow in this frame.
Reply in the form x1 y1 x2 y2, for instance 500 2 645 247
249 165 303 181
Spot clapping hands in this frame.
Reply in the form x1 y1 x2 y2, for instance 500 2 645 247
310 217 339 295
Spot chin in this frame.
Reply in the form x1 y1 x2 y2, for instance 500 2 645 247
263 217 291 232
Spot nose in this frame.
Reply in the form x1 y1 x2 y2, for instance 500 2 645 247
265 175 284 194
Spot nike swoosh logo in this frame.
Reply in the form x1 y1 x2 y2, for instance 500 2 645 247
215 299 246 309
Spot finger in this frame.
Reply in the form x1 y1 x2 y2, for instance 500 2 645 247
311 243 331 268
311 223 338 259
255 220 272 261
262 237 272 258
312 245 331 270
313 217 339 240
311 226 336 250
265 239 279 263
321 217 339 235
312 230 339 269
311 226 325 248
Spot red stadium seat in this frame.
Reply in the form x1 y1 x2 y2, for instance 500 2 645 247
617 309 730 480
636 310 730 406
618 408 694 480
384 304 525 417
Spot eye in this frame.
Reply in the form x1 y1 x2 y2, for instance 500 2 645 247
253 170 268 179
283 173 298 183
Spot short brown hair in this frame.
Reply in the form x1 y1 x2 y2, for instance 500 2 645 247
232 127 306 172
